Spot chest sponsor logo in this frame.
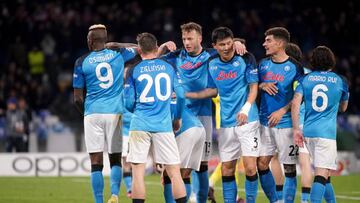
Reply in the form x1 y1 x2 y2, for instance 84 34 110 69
216 71 237 81
262 71 284 82
180 62 203 70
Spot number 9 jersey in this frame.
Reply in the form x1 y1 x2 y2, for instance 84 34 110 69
295 71 349 140
72 48 137 115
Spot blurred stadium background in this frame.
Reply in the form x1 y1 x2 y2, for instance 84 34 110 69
0 0 359 202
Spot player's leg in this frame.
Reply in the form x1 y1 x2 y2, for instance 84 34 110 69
270 154 284 202
276 128 298 203
153 132 186 202
324 176 336 203
122 136 132 198
258 125 278 203
127 131 152 202
311 167 330 203
85 114 106 203
299 146 312 203
193 116 212 203
106 114 123 203
218 127 241 203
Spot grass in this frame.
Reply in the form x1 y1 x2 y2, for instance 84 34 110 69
0 174 360 202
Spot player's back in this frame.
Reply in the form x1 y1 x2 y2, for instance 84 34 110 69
128 58 180 132
73 48 136 115
299 71 349 139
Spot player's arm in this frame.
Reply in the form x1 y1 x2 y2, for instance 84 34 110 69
186 88 218 99
237 83 258 125
339 101 348 112
74 89 84 115
259 82 278 95
105 42 138 49
291 92 304 147
157 41 177 57
268 101 290 127
339 76 350 113
233 38 247 55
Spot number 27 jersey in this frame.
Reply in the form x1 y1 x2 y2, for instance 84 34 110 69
295 71 349 140
73 48 136 115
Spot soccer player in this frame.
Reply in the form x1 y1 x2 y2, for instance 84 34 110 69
73 24 137 203
124 32 187 203
186 27 260 203
291 46 349 203
270 42 313 202
159 22 246 203
163 94 206 202
257 27 304 203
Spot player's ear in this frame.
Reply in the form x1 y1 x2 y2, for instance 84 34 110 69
212 43 216 48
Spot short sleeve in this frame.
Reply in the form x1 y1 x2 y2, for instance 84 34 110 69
73 58 85 88
120 48 137 63
244 53 259 84
340 76 350 101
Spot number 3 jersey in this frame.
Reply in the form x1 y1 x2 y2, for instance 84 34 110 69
124 58 184 133
295 71 349 140
73 48 137 116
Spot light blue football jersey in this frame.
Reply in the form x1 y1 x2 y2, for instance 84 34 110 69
299 67 311 124
207 53 259 128
73 48 137 116
124 58 184 132
258 57 303 128
122 109 132 136
295 71 349 140
162 48 217 117
171 97 203 136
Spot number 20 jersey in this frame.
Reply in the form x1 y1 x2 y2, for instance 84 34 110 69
72 48 136 116
295 71 349 140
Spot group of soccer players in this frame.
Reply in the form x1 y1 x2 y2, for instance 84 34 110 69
73 22 349 203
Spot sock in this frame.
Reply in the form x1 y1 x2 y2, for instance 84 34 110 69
259 169 278 203
110 165 122 196
91 165 104 203
163 176 175 203
301 187 311 202
123 172 132 193
284 172 297 203
183 178 191 201
132 199 145 203
245 174 259 203
191 171 199 195
276 185 284 201
175 196 187 203
195 165 209 203
310 176 327 203
222 176 237 203
324 177 336 203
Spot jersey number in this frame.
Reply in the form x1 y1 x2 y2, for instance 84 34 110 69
138 73 171 103
96 62 114 89
311 84 328 112
289 145 299 157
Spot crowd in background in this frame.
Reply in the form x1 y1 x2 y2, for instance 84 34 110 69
0 0 359 152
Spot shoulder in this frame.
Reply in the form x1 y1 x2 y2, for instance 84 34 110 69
335 73 349 86
204 48 217 56
288 57 303 69
208 53 220 63
241 52 256 64
258 56 271 65
75 52 91 67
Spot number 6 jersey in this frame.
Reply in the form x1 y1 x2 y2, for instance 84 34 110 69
72 48 137 116
295 71 349 140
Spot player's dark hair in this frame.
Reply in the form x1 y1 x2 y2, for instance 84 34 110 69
211 27 234 44
310 46 336 71
136 32 158 54
180 22 202 35
286 43 302 62
265 27 290 43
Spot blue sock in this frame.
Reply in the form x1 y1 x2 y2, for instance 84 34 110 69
123 172 132 193
183 178 192 201
259 169 278 203
276 185 283 201
163 176 175 203
191 171 199 195
195 168 209 203
222 176 237 203
310 176 327 203
284 173 297 203
91 171 104 203
245 174 259 203
301 187 311 202
324 178 336 203
110 165 122 196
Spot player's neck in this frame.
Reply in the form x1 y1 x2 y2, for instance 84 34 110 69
189 46 203 56
271 50 288 63
141 52 158 60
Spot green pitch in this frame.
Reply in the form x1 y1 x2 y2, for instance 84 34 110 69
0 174 359 202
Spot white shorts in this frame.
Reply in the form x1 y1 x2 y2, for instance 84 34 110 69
198 116 213 161
84 114 122 154
126 131 180 165
176 127 206 170
305 137 337 170
122 136 129 157
259 125 297 164
218 121 260 162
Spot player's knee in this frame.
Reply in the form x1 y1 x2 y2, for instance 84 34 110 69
284 164 296 177
257 157 270 170
221 163 235 176
109 153 122 168
245 165 257 176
